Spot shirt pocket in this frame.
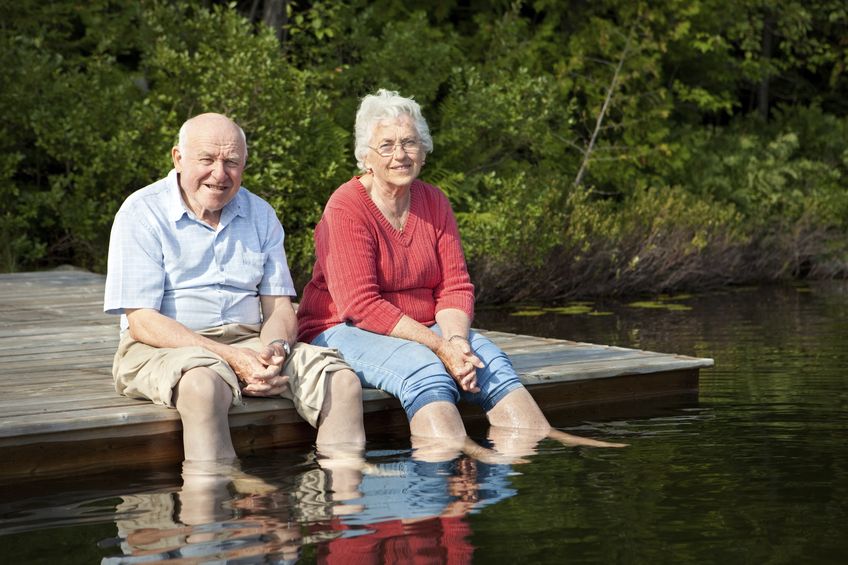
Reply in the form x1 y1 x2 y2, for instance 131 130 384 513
228 249 268 290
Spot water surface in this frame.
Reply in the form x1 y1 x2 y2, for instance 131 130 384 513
1 283 846 563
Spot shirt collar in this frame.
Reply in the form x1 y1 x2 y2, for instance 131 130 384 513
165 169 247 226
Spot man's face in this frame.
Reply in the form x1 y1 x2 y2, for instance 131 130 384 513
172 115 246 222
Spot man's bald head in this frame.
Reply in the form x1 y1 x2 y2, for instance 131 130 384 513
178 113 247 164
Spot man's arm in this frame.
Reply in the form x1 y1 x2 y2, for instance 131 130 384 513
259 295 298 349
223 295 296 397
125 308 284 388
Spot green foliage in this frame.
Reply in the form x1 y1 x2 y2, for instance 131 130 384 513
1 0 152 270
139 2 349 276
672 110 846 229
1 0 348 275
2 0 847 298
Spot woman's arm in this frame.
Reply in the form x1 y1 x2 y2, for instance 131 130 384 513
390 311 483 393
317 204 405 335
432 191 475 320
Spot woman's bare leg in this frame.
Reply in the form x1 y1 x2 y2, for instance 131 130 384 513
410 401 528 463
409 401 467 440
486 388 628 448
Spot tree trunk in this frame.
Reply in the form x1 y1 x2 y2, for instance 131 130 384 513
758 12 774 121
263 0 286 43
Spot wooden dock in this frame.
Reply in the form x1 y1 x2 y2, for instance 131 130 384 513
0 270 713 481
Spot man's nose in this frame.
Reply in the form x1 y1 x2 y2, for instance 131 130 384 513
210 159 227 179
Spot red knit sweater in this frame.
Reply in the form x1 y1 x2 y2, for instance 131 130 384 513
297 176 475 343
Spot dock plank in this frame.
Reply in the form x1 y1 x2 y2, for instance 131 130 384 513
0 271 713 480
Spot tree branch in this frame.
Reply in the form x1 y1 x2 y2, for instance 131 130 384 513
573 24 636 190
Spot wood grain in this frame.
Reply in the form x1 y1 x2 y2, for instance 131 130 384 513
0 270 713 480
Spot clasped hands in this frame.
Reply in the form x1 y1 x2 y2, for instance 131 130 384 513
226 341 290 397
436 336 484 393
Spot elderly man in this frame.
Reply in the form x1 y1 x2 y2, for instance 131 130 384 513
104 113 364 461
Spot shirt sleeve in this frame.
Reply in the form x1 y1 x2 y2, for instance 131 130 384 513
257 203 296 297
103 206 166 315
316 204 404 335
432 191 475 319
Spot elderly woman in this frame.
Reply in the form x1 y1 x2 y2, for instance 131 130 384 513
297 89 624 451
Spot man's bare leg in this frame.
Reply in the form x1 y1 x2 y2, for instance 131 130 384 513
174 367 236 461
312 369 367 511
486 387 628 448
315 369 366 448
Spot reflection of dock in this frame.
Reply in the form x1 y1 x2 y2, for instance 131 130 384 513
0 271 713 481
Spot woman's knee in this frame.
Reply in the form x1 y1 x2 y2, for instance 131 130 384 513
463 336 523 412
401 372 460 420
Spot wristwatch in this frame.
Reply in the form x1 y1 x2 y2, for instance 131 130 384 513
269 339 291 356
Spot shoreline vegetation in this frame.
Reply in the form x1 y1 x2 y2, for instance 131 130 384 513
4 1 847 303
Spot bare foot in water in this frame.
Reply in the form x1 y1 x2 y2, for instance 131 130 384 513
548 428 629 448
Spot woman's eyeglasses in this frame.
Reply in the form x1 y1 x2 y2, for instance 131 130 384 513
370 139 422 157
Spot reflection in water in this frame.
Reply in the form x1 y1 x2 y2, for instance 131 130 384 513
3 283 846 563
103 461 305 563
98 445 520 564
314 455 507 564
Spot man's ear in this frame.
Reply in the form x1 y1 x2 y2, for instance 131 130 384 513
171 146 183 172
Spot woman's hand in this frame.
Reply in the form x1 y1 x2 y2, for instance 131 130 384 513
436 336 483 393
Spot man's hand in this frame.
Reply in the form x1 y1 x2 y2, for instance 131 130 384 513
225 346 289 397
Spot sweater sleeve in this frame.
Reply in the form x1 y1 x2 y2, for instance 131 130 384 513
432 190 476 319
316 202 405 335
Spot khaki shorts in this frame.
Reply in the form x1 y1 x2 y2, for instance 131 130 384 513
112 323 350 427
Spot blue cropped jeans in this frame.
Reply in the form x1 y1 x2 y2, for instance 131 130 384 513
311 323 524 420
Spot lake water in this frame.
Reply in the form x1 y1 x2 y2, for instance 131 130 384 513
2 283 846 564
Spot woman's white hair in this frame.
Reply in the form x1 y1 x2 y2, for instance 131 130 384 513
354 89 433 171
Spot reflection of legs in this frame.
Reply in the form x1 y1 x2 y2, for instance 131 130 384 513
313 453 365 515
410 430 464 462
487 424 546 459
179 460 234 527
174 367 236 461
410 429 520 465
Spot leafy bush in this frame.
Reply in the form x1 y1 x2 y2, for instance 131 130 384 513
139 2 349 278
2 0 847 300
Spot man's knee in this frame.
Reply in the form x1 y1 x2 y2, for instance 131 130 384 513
328 369 363 404
175 367 233 411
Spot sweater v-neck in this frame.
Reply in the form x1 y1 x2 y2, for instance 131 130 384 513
354 177 417 246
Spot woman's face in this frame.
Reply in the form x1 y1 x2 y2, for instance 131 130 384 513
365 114 425 191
